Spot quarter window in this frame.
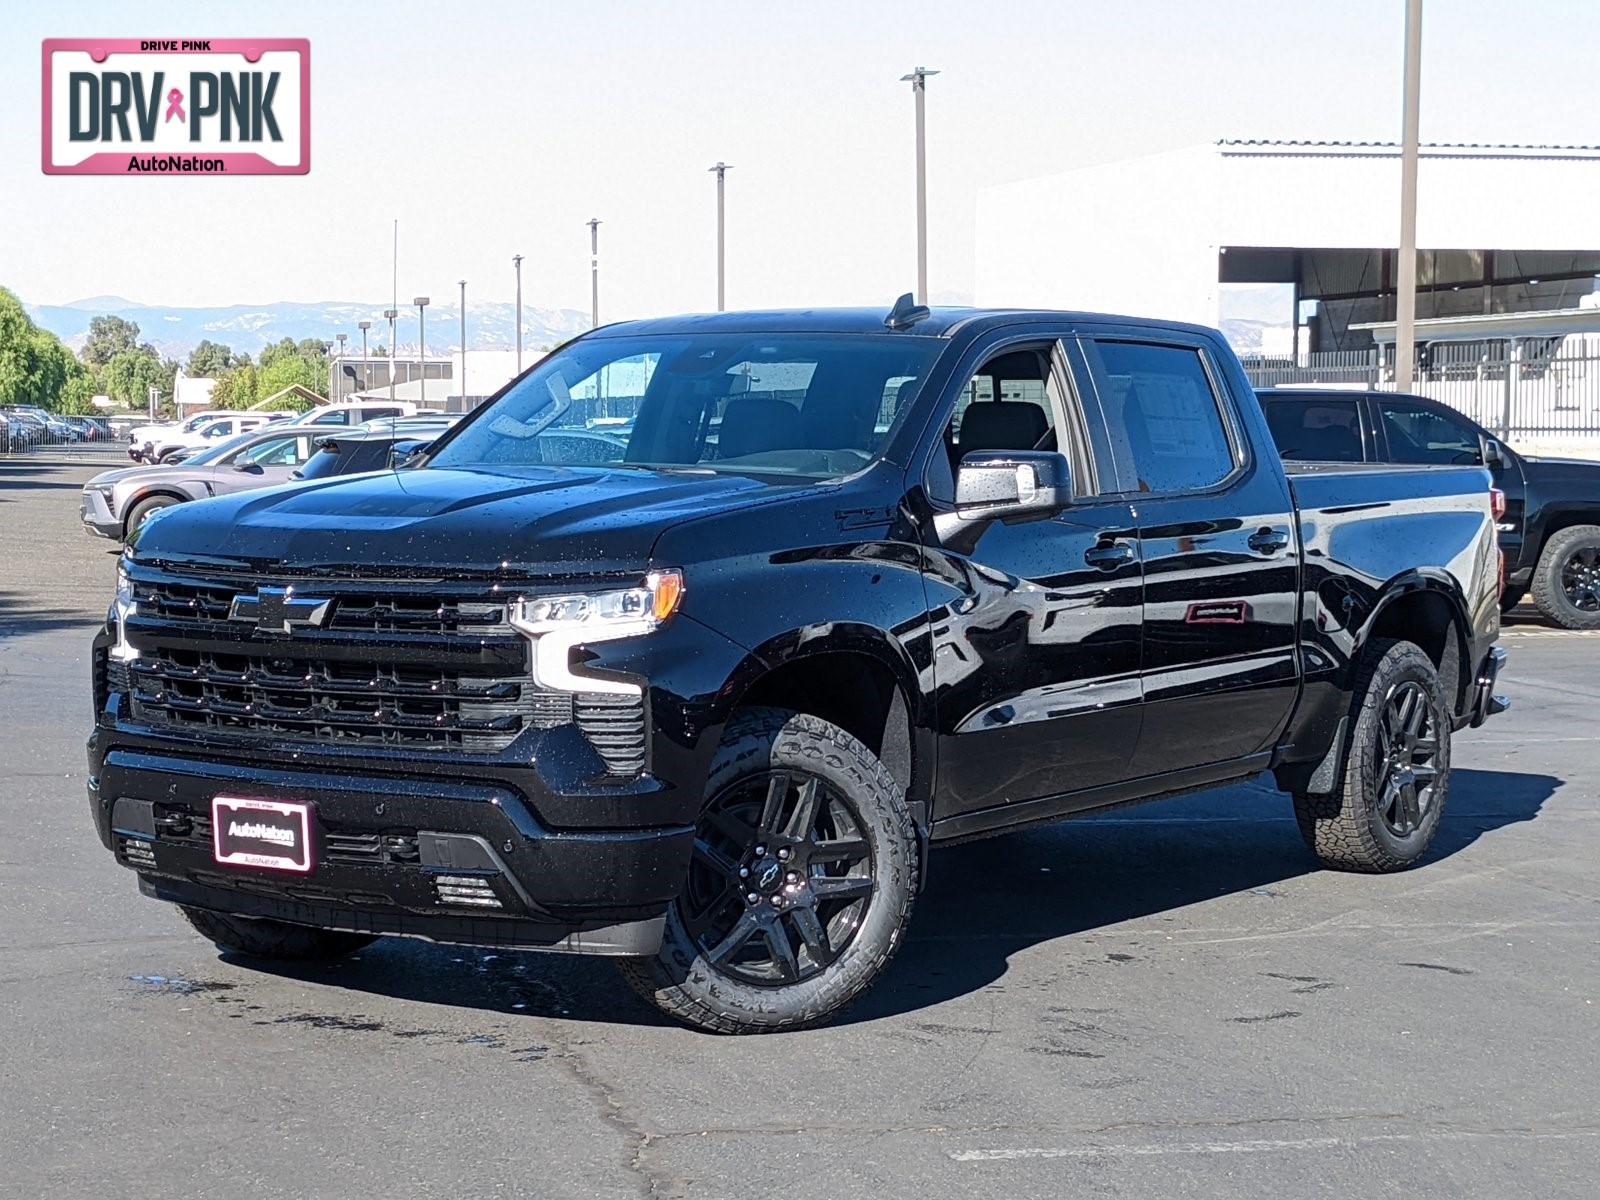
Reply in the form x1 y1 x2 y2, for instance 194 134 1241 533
1091 341 1236 493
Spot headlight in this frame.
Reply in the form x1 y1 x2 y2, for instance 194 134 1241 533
508 569 683 695
110 561 139 663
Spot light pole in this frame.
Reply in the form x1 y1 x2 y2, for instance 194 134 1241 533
383 308 399 400
512 254 524 372
708 162 732 310
358 320 371 394
900 66 939 304
587 218 601 328
335 333 348 401
1395 0 1423 391
458 279 467 405
414 296 430 409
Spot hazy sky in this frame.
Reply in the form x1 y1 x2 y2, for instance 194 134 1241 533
4 0 1598 319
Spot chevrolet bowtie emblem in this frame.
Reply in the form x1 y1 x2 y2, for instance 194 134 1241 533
228 586 333 635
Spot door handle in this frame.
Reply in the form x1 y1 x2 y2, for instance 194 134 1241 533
1084 542 1134 569
1247 527 1291 555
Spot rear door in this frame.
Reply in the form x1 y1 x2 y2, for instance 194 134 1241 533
1079 330 1299 772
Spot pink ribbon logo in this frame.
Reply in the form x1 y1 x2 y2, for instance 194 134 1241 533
164 88 185 123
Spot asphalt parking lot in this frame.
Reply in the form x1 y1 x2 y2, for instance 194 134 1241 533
3 453 1597 1199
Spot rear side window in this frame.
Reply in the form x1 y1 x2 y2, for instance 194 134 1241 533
1263 398 1365 462
1379 400 1482 465
1091 341 1236 493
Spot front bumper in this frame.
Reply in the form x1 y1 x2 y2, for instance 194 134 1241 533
1467 645 1509 728
80 488 120 539
89 746 691 955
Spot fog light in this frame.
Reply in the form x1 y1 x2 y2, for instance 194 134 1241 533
432 874 503 909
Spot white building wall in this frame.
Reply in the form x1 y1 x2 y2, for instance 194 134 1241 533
976 144 1600 328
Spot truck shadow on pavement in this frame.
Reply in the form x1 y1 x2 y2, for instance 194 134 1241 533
219 767 1557 1030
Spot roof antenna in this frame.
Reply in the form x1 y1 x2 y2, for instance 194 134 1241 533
884 292 931 331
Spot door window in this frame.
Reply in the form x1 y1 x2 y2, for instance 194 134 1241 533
1379 400 1482 465
1263 398 1364 462
1090 341 1237 493
927 343 1068 503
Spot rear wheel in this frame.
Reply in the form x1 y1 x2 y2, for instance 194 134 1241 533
1531 525 1600 630
179 906 377 961
1293 638 1450 872
619 708 918 1034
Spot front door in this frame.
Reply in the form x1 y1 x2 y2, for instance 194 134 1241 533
921 335 1145 819
1079 332 1299 772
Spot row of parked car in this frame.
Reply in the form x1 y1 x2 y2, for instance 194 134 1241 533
3 406 118 451
82 402 458 540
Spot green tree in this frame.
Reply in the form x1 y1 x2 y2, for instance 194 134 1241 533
57 368 98 415
102 348 168 409
187 339 238 377
81 314 140 367
211 363 258 410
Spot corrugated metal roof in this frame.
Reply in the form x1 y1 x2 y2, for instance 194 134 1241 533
1218 138 1600 158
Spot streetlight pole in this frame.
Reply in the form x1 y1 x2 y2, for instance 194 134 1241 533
587 218 601 328
383 309 398 400
708 163 732 310
513 254 524 372
458 279 468 405
335 333 348 401
900 66 939 304
1395 0 1423 392
358 320 371 394
414 296 430 409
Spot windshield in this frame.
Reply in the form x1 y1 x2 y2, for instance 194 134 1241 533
428 333 940 481
180 428 268 466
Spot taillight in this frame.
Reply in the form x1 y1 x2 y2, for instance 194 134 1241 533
1490 488 1506 522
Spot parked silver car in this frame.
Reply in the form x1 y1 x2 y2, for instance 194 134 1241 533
81 425 321 540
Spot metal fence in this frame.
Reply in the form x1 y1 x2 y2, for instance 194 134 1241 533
2 413 135 459
1241 340 1600 438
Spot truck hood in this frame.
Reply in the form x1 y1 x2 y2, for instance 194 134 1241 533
129 464 792 577
1522 455 1600 473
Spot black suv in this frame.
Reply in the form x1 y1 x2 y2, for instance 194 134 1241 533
90 305 1504 1032
1260 388 1600 628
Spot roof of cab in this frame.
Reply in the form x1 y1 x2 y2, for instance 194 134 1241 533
586 306 1227 341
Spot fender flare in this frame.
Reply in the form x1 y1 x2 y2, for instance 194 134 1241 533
1353 566 1473 710
715 620 937 825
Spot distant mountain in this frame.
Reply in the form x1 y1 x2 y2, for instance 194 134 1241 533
26 296 591 363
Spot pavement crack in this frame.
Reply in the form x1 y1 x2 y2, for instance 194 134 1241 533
552 1045 677 1200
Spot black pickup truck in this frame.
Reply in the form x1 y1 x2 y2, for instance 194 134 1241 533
89 303 1507 1033
1260 387 1600 629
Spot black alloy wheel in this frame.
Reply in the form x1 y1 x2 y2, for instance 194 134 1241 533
1373 679 1441 838
684 769 875 986
1560 545 1600 613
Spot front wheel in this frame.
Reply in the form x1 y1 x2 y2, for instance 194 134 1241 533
1293 638 1451 873
619 708 919 1034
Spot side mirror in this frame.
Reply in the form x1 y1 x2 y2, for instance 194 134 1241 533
955 450 1071 519
1482 438 1507 469
388 440 428 469
234 460 264 474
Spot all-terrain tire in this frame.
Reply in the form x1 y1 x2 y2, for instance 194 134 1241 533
1293 638 1451 873
618 707 919 1034
179 906 377 961
1530 525 1600 630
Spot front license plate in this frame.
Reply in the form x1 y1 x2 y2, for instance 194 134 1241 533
212 797 313 873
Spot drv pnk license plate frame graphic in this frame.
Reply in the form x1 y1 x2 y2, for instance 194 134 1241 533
42 38 310 176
